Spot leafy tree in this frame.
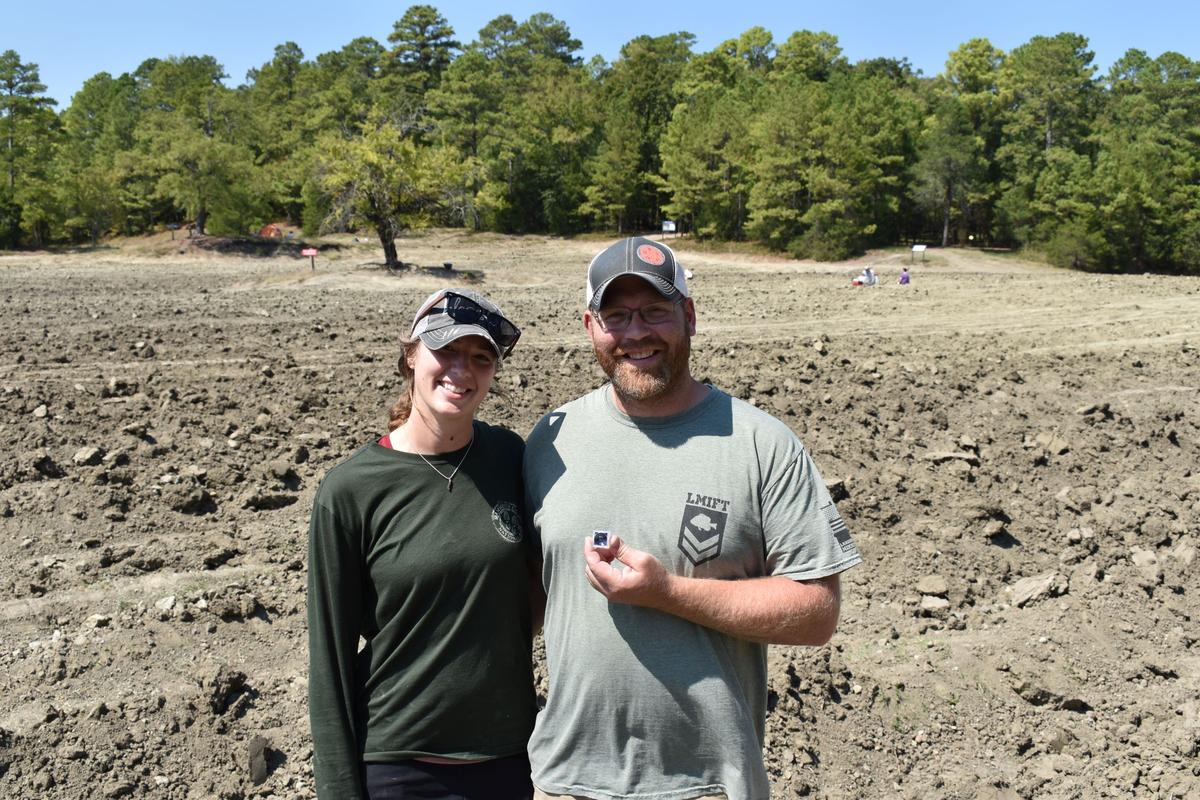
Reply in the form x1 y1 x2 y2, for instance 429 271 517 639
437 14 594 232
943 38 1005 242
660 49 762 239
748 71 918 259
582 32 694 231
471 12 580 80
1074 50 1200 271
492 57 597 233
0 50 57 247
855 56 919 86
303 37 385 138
382 5 459 101
316 112 480 265
720 27 774 73
517 12 582 64
913 97 985 246
581 98 642 232
132 56 269 234
996 33 1098 245
55 72 141 242
243 43 320 224
774 30 846 81
426 50 503 160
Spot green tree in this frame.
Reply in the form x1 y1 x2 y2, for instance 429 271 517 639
382 5 459 100
1078 50 1200 271
493 57 597 233
748 71 918 259
722 27 774 73
996 33 1097 244
582 32 694 232
243 42 319 225
774 30 846 81
580 99 642 232
0 50 57 247
316 112 481 266
660 49 762 239
913 97 985 246
943 38 1005 242
55 72 140 242
132 56 269 234
426 50 503 160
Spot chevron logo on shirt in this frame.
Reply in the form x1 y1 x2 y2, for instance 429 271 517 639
678 497 729 566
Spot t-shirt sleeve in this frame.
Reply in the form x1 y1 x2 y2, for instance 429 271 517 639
761 447 862 580
307 495 366 799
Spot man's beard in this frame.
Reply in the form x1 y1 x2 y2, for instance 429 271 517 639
594 332 691 403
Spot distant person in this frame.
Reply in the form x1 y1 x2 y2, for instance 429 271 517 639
523 237 863 800
899 267 910 285
853 265 878 287
308 288 537 800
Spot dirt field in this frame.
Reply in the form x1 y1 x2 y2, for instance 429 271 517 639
1 230 1197 799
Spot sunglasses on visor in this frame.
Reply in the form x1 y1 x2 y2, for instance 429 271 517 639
415 291 522 358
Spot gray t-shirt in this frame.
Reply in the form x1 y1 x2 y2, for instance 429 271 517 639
524 385 862 800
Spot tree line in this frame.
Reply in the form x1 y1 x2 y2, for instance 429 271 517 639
2 7 1199 272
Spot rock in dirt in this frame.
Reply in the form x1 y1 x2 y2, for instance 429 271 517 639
921 450 980 467
920 595 950 615
1013 678 1090 712
1010 572 1063 607
248 735 271 784
200 538 240 569
916 575 949 596
120 421 149 438
161 483 216 515
72 446 104 466
102 377 137 398
208 587 262 621
1129 547 1163 585
104 779 135 798
199 666 249 715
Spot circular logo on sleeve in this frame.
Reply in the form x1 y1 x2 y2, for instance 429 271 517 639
491 501 523 543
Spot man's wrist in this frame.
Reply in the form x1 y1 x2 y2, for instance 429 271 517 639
652 573 684 613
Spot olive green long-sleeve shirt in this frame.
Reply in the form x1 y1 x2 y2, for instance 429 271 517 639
307 422 536 799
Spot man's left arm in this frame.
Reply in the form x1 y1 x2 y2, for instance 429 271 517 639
583 535 841 646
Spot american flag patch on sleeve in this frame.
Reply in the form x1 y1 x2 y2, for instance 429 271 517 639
822 501 857 555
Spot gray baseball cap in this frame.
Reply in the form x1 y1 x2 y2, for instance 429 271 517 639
410 288 520 359
586 237 689 310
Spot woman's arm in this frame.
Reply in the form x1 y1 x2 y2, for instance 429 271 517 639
307 500 366 800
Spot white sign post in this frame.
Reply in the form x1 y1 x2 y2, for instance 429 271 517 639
661 220 676 240
911 244 927 263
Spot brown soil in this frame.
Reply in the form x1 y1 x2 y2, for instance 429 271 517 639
0 230 1197 799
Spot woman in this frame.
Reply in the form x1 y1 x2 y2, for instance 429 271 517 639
307 288 536 800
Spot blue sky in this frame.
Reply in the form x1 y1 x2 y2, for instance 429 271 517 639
8 1 1198 106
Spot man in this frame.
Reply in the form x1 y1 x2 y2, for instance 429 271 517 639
523 237 863 800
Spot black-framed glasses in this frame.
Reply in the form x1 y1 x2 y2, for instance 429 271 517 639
594 298 682 333
418 291 522 358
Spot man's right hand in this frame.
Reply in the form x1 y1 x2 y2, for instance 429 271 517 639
583 534 672 609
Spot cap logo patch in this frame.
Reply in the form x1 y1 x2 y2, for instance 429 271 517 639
637 244 666 266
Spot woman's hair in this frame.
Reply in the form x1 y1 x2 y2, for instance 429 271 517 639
387 337 424 431
386 336 506 431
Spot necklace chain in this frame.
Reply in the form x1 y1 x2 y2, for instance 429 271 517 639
417 435 474 491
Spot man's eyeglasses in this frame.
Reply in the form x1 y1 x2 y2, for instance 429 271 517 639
417 291 522 358
594 299 681 333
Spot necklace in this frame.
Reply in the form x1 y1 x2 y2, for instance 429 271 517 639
417 435 474 491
